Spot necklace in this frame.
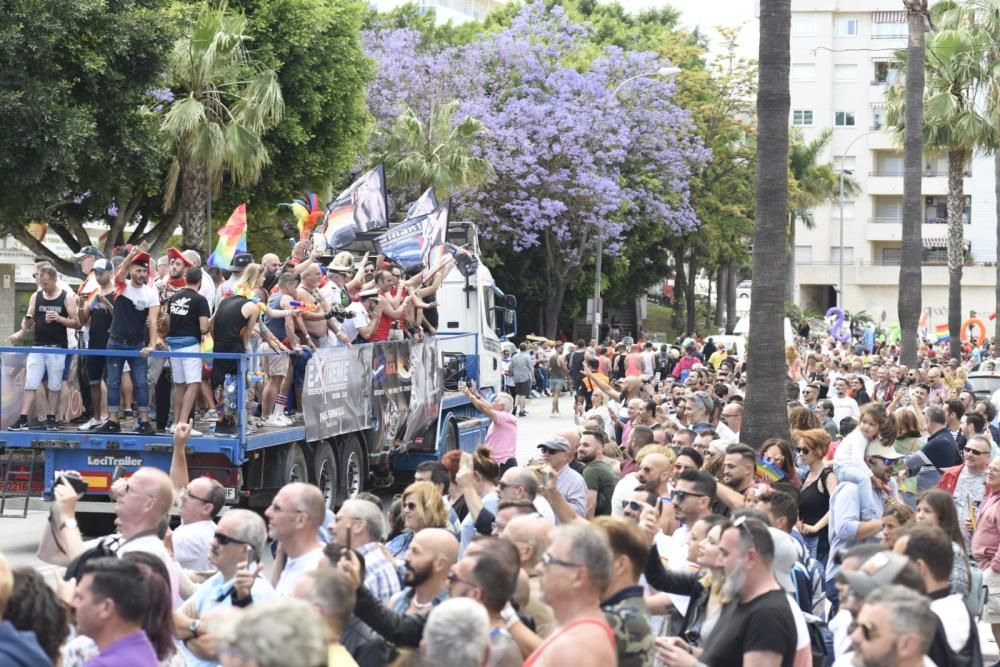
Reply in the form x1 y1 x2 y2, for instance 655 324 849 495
411 595 435 609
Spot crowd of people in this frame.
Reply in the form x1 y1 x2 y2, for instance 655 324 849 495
4 323 1000 666
5 240 456 435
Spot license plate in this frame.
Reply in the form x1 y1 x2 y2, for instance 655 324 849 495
225 487 237 501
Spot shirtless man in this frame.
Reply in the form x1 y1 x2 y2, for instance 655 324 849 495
294 263 351 348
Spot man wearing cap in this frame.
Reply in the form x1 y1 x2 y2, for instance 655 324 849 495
825 438 902 615
76 258 117 431
166 266 211 434
99 244 161 435
216 252 253 304
7 265 80 431
74 245 104 277
537 436 588 517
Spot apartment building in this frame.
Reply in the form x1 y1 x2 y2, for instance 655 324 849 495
790 0 997 323
370 0 508 23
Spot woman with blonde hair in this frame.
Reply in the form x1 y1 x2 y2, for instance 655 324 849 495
385 480 449 559
893 408 924 506
794 428 836 564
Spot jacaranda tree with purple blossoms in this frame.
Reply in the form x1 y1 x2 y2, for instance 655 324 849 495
364 2 708 337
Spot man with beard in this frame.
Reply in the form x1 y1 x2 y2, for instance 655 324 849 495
635 452 672 497
76 258 116 431
848 585 935 667
389 528 458 615
718 444 756 510
174 509 275 666
655 516 796 667
826 439 902 616
578 430 617 518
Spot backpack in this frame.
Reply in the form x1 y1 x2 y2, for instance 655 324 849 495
966 565 987 619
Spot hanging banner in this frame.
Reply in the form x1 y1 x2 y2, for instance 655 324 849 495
402 339 444 449
370 341 412 452
302 346 373 441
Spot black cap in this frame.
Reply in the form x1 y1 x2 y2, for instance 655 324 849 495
228 253 254 272
75 246 104 260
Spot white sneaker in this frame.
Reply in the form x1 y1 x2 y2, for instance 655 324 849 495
204 409 220 421
79 417 104 431
167 424 176 434
188 427 203 437
264 415 289 428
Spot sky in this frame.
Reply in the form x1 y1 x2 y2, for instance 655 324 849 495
615 0 760 61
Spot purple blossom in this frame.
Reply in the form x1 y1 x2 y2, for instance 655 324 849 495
363 0 708 273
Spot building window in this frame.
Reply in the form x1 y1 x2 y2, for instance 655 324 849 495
834 64 858 82
794 246 813 264
791 63 816 81
834 111 856 127
835 18 860 36
792 110 814 126
840 201 855 219
831 247 854 264
835 155 857 172
871 106 886 129
872 23 907 38
873 61 901 84
792 16 817 36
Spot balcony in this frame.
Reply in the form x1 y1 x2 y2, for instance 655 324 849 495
864 171 966 196
796 260 995 288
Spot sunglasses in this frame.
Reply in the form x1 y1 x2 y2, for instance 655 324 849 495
403 502 418 511
869 456 898 467
622 500 643 512
541 552 583 569
849 620 880 642
446 570 479 588
214 532 251 547
672 490 706 503
964 447 990 456
181 487 213 504
795 447 811 454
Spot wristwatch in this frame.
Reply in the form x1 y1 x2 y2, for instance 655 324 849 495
188 619 201 637
60 518 78 531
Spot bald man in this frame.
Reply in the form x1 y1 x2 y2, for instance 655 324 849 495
261 253 281 276
392 528 459 615
265 482 327 596
42 466 181 603
636 453 672 496
503 515 556 637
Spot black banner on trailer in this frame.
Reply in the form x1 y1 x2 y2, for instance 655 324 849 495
402 339 444 449
302 346 373 442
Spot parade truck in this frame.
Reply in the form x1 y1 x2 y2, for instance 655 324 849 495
0 221 517 530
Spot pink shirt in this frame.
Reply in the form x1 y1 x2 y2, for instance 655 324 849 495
973 492 1000 571
485 410 518 463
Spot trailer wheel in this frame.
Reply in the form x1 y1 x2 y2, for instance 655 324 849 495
283 443 310 485
337 434 366 504
441 418 459 454
312 442 338 511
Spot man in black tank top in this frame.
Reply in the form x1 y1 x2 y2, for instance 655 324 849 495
211 290 261 434
7 265 79 431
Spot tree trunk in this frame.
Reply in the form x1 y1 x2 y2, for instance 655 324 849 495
947 148 966 360
672 252 687 332
715 265 725 326
705 271 714 330
898 3 926 367
543 278 568 340
786 213 797 303
743 0 791 449
685 256 698 335
726 259 738 334
995 152 1000 346
177 158 210 255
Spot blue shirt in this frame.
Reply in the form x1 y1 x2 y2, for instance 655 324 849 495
83 631 157 667
826 479 894 581
460 491 498 555
177 572 277 667
358 541 402 603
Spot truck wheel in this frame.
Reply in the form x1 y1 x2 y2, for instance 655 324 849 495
312 442 338 511
337 435 366 504
283 443 310 485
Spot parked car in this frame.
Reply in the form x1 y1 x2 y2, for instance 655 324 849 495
968 372 1000 402
737 280 752 300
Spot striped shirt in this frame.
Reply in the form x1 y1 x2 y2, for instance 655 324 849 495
357 541 401 602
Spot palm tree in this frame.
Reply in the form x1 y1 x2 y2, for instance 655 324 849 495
897 0 931 367
742 0 791 449
160 4 283 254
786 128 858 302
888 3 991 359
378 101 496 200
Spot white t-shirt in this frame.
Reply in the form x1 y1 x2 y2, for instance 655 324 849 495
828 394 860 430
532 496 556 524
85 532 181 607
172 519 216 571
199 279 217 314
930 592 971 654
274 546 325 597
338 302 370 344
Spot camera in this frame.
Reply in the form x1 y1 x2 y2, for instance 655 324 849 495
55 470 88 495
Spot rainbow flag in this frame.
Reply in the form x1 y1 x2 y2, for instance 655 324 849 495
324 165 387 249
77 271 99 297
208 204 248 269
84 290 100 311
201 334 214 371
934 323 949 343
756 456 785 482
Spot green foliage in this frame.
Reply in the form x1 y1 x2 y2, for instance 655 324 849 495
788 128 857 232
378 101 496 199
0 0 175 242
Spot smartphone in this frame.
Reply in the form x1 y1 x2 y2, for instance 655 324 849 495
459 451 473 474
540 469 551 486
111 465 126 483
344 526 353 552
244 544 256 567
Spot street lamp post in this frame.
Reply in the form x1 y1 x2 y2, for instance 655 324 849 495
592 65 681 344
836 130 877 310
